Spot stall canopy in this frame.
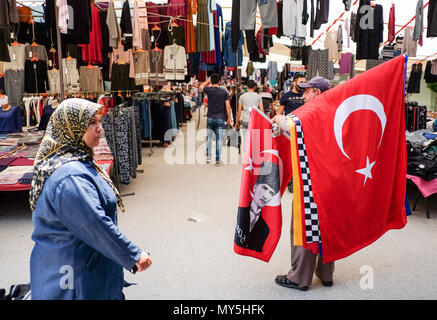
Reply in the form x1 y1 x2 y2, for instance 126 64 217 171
215 0 437 68
16 0 437 69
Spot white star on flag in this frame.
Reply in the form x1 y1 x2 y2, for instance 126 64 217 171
355 156 376 186
245 157 253 172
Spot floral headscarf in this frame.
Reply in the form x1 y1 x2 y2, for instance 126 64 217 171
29 98 125 212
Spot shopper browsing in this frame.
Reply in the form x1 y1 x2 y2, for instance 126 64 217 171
29 99 152 300
234 80 264 150
199 74 233 166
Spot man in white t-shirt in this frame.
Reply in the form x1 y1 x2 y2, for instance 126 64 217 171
234 80 264 150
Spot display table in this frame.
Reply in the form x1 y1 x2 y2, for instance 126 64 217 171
407 174 437 219
0 159 113 192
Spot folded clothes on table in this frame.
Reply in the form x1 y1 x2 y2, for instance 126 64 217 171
18 172 34 184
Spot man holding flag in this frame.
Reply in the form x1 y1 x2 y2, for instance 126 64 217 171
272 76 335 291
234 54 408 292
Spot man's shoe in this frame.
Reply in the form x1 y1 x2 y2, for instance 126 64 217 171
320 280 333 287
315 273 333 287
206 158 211 164
275 275 309 291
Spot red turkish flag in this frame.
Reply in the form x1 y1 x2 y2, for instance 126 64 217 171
234 108 292 262
292 54 408 262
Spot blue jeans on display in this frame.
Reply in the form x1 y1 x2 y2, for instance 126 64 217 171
206 117 226 162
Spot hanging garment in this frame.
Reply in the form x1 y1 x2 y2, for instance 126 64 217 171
47 69 61 94
196 0 211 52
366 59 384 70
109 45 135 79
79 3 103 65
150 27 169 50
167 25 185 47
355 2 384 60
414 0 423 44
57 0 69 34
133 51 150 86
240 0 278 30
0 28 11 62
283 0 307 38
407 63 423 94
314 0 330 30
0 106 22 134
381 44 397 61
214 4 223 66
344 15 350 48
402 28 417 58
37 102 56 131
301 45 311 66
102 109 131 185
290 46 303 61
62 58 80 93
24 45 49 65
167 0 187 30
140 28 151 50
231 0 241 51
208 0 216 52
306 49 329 79
324 31 340 61
431 59 437 75
186 0 197 53
24 59 49 93
387 4 395 43
427 0 437 37
337 25 343 53
267 61 278 84
149 50 166 86
327 60 334 80
4 69 24 107
2 45 25 71
120 0 133 50
107 0 120 48
189 52 201 75
61 0 92 44
0 0 19 27
276 0 284 37
339 52 352 75
163 44 187 81
350 11 357 42
349 53 355 78
133 0 149 49
111 63 136 91
79 66 104 93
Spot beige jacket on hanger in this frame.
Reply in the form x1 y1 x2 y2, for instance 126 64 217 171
163 44 187 81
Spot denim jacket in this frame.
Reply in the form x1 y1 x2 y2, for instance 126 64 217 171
30 161 142 300
223 21 244 68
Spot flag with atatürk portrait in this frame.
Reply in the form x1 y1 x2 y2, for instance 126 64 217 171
234 107 292 262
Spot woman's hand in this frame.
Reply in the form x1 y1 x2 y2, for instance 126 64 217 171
135 251 152 272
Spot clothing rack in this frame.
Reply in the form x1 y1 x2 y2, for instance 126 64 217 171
104 100 139 197
134 90 176 156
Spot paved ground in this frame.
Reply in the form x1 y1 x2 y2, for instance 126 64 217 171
1 110 437 300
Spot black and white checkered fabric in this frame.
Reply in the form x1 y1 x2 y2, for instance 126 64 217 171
289 113 321 243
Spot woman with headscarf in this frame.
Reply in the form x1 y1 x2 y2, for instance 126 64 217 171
29 98 152 300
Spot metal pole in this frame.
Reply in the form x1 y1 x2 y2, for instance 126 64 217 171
54 4 65 101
